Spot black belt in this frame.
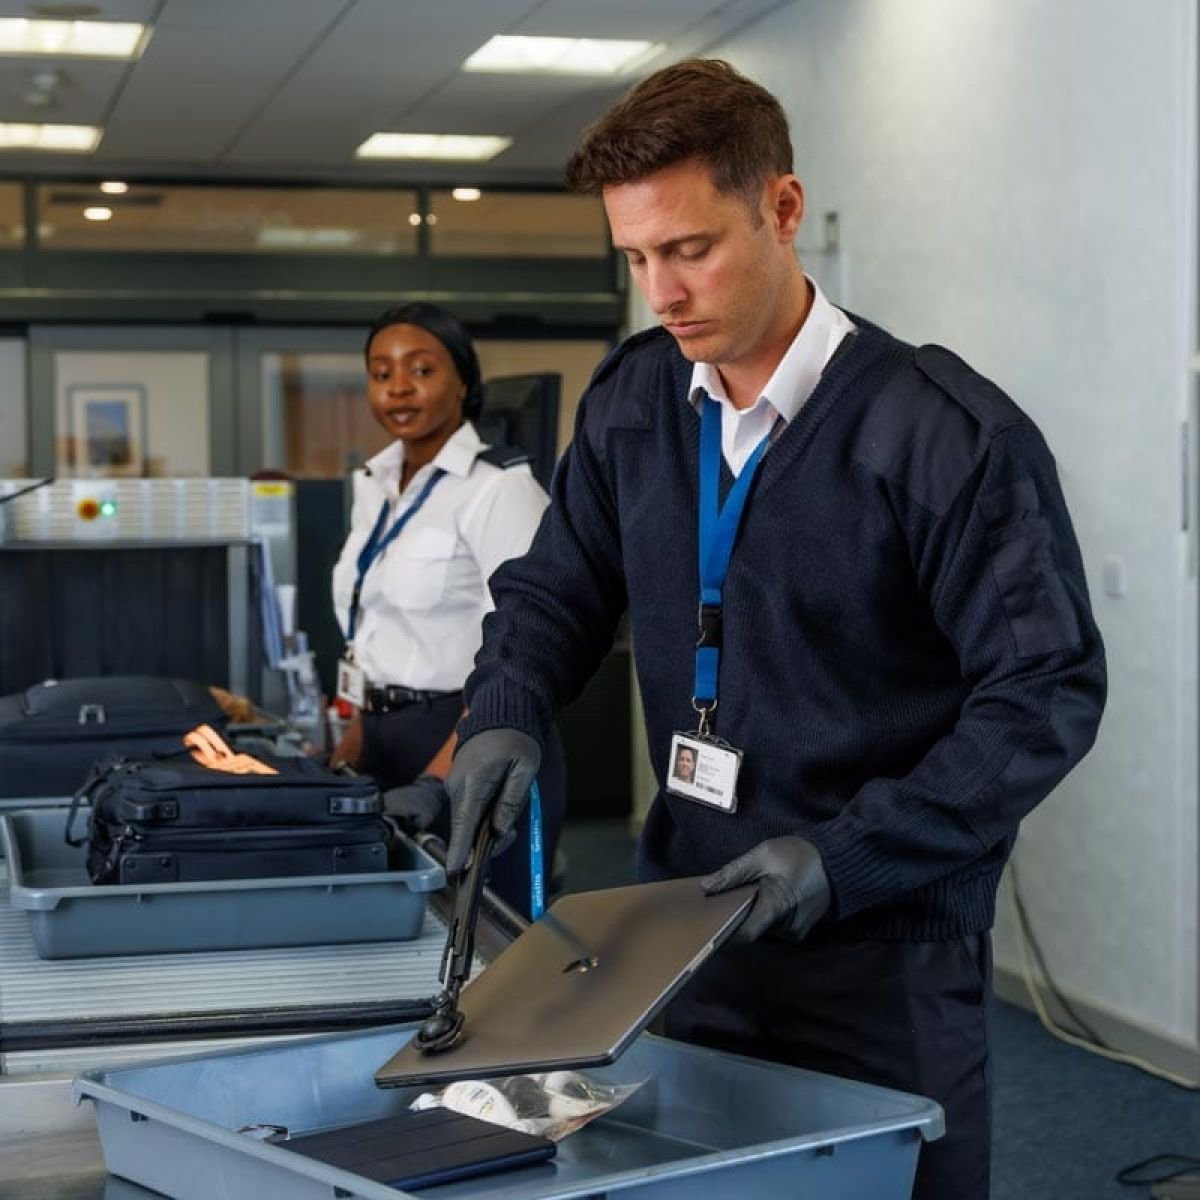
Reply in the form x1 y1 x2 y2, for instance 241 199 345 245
364 685 459 714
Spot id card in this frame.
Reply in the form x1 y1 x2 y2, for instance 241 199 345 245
336 657 366 708
665 731 742 812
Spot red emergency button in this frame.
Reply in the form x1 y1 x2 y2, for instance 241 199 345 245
76 497 101 521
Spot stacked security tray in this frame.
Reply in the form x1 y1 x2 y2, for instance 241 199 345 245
1 807 443 958
75 1024 943 1200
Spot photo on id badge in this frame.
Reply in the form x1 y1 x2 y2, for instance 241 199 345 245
666 732 740 812
336 657 366 708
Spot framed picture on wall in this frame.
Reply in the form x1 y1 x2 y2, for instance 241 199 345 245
66 383 147 477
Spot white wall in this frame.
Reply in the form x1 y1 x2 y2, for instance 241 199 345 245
706 0 1199 1054
0 339 27 476
53 350 210 477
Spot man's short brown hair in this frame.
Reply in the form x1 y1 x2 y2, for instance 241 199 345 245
564 59 793 201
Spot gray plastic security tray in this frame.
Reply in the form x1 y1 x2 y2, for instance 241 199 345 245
0 807 444 959
74 1023 943 1199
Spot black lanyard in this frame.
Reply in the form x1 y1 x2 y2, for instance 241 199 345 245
346 468 446 645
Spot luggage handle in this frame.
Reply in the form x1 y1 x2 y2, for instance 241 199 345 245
78 703 106 725
122 798 180 822
64 757 123 847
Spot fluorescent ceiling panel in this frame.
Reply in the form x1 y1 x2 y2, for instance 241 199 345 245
464 35 658 74
355 133 511 162
0 123 101 151
0 19 148 59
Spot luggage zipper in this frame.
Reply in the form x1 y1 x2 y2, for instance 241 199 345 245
125 824 383 851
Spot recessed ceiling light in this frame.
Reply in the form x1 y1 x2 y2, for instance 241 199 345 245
0 123 101 152
83 205 111 221
356 133 511 162
464 35 659 75
0 18 148 59
99 180 127 195
451 187 482 202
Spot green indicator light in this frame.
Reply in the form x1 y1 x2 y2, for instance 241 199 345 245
99 499 117 517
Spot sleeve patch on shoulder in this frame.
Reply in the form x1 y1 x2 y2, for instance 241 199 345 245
989 517 1081 657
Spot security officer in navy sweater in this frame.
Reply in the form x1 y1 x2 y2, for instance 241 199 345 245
443 60 1105 1200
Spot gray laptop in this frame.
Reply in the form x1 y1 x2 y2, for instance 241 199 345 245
375 876 754 1089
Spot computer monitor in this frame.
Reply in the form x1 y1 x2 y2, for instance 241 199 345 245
476 374 561 491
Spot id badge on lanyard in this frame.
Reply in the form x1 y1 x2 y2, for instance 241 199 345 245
664 397 770 814
336 655 366 708
338 467 446 708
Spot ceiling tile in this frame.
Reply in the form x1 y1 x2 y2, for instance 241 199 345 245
153 0 348 30
100 22 334 161
509 0 733 40
0 0 796 179
225 0 535 166
0 58 125 127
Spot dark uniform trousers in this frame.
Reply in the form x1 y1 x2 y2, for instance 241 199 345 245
359 692 566 919
664 931 993 1200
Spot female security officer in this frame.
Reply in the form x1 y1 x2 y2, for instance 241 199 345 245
331 302 563 916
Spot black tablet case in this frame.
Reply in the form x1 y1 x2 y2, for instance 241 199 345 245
375 875 755 1089
277 1106 555 1189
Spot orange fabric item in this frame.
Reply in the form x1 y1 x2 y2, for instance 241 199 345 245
184 724 279 775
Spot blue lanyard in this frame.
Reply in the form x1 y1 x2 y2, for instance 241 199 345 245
528 779 545 920
346 468 446 645
694 396 772 728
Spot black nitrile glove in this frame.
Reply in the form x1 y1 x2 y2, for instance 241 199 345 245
444 728 541 875
701 836 831 946
382 774 447 833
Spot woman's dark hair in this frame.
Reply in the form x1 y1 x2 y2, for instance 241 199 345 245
364 302 484 422
565 59 793 214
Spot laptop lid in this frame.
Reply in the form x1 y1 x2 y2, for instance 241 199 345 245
277 1107 555 1190
375 875 754 1089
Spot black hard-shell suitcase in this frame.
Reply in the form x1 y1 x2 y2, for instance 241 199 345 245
71 752 389 885
0 676 227 798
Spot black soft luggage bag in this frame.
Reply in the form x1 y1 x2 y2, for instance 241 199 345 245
0 676 227 798
71 753 389 885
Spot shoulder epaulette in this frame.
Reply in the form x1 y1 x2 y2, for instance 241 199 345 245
477 443 530 469
853 344 1015 515
589 326 671 387
913 344 1022 432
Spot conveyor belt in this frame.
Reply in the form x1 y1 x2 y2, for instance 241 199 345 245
0 854 460 1075
0 900 448 1021
3 1035 307 1077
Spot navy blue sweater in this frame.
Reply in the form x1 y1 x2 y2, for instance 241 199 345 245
462 319 1106 941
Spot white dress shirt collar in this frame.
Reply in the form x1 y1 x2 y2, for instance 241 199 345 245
689 277 854 417
688 277 856 474
364 421 484 496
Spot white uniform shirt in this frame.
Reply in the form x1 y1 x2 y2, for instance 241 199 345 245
331 422 548 692
689 276 857 474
